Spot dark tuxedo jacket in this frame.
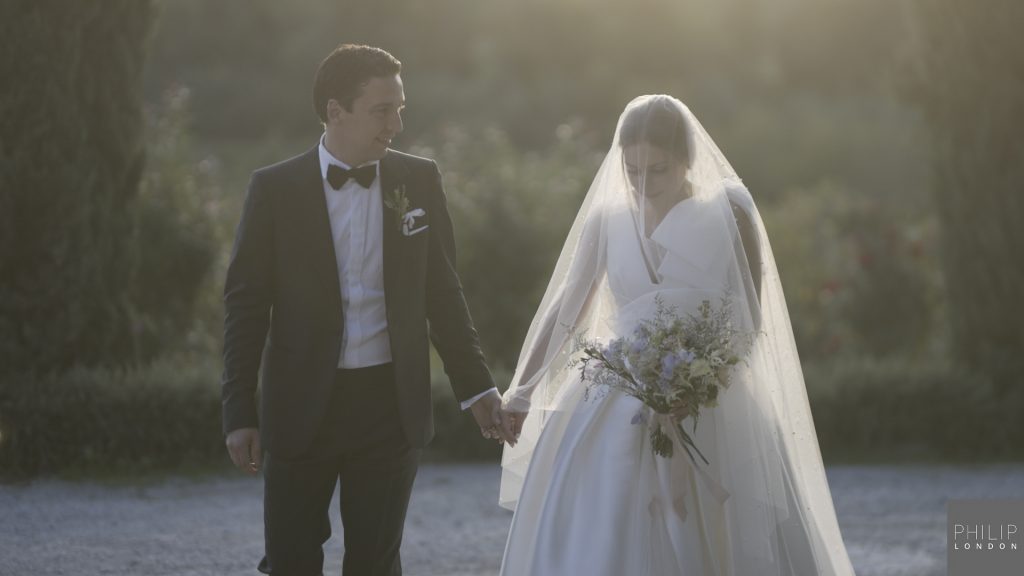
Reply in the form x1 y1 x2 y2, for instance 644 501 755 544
221 146 494 458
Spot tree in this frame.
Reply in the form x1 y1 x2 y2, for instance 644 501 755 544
0 2 154 371
903 1 1024 385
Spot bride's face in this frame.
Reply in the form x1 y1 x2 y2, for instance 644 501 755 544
622 143 687 201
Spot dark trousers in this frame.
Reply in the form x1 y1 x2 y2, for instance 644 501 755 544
258 363 421 576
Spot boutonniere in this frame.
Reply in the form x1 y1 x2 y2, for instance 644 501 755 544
384 184 429 237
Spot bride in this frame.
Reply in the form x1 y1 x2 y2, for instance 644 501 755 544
497 95 855 575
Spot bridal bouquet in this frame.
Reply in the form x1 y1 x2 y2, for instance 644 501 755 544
572 296 754 464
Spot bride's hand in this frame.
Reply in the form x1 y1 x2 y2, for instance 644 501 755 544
669 402 693 421
501 408 529 441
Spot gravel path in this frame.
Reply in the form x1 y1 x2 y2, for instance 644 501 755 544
2 463 1023 576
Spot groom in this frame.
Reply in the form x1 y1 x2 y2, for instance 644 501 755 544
221 44 515 576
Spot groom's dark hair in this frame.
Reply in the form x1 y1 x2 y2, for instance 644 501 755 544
313 44 402 122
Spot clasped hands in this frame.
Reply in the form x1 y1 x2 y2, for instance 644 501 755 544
469 390 527 447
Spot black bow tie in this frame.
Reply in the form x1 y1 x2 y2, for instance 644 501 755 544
326 163 377 189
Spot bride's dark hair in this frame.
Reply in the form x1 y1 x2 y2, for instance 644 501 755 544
617 96 694 169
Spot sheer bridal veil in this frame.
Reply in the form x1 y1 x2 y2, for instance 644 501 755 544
499 95 854 575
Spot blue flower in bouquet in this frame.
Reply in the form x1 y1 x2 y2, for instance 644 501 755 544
659 349 696 381
630 408 649 425
630 336 648 355
660 353 681 381
606 337 625 359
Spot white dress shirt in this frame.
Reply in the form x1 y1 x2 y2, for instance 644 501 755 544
319 138 392 369
319 136 495 409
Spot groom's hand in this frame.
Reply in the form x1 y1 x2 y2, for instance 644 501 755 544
226 427 262 475
469 390 516 446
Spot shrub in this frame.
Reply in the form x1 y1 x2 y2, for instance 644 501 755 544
805 357 1024 462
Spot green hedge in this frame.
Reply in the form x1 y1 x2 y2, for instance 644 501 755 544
0 357 507 480
3 357 1020 480
805 358 1024 462
0 357 223 480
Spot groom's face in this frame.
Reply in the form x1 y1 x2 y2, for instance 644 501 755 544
328 74 405 165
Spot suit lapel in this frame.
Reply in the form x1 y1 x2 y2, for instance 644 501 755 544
296 145 343 300
379 151 408 305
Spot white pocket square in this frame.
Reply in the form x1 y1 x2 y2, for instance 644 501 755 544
401 208 428 236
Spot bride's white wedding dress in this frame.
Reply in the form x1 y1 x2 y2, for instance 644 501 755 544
501 198 743 576
498 96 855 576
